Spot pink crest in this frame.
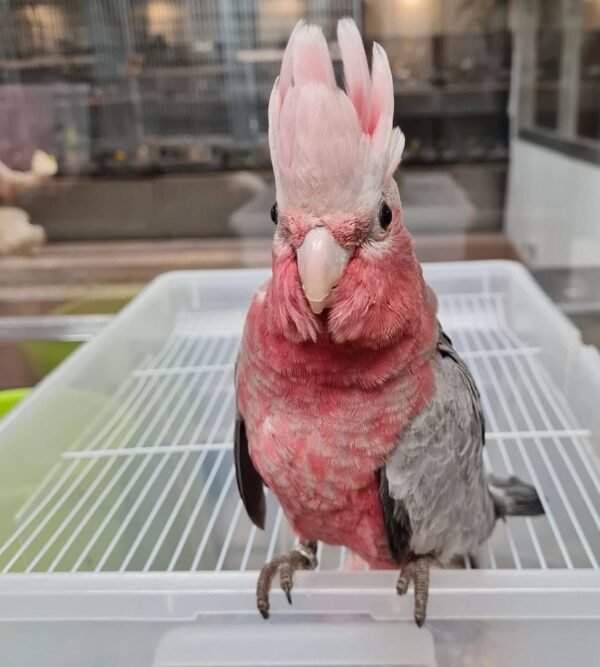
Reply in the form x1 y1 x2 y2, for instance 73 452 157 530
269 18 405 213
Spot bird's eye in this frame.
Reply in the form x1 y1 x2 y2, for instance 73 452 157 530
270 202 278 225
378 202 392 230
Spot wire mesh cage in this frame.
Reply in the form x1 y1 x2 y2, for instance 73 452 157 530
0 0 361 172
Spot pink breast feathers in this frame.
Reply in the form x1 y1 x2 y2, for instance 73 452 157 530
236 287 436 567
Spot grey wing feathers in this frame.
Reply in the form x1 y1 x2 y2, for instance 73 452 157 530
435 326 543 520
381 324 496 562
437 325 485 446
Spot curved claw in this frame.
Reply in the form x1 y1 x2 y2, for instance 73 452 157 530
279 559 295 604
396 572 411 596
258 600 270 620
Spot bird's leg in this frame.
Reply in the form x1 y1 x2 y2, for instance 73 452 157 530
396 554 437 627
256 540 318 619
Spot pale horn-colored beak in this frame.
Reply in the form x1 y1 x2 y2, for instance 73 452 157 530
296 227 351 315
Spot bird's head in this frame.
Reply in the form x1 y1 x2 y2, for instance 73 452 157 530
267 19 426 348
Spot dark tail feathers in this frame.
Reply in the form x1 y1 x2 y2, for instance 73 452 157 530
489 475 545 518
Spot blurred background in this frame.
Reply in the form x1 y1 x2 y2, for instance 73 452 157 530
0 0 598 396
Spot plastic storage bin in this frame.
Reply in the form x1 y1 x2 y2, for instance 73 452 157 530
0 261 598 667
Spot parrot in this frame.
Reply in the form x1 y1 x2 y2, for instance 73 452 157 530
234 18 544 627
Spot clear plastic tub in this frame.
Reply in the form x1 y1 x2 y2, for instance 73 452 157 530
0 261 598 667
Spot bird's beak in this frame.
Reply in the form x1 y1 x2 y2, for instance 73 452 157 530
296 227 351 315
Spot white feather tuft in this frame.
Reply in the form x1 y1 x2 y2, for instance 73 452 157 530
386 127 405 178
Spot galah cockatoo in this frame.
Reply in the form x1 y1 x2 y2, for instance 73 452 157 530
234 19 543 626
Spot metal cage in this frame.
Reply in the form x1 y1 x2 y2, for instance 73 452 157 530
0 0 361 171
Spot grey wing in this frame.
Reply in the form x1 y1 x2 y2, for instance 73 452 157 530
234 359 266 530
437 326 485 446
381 325 496 563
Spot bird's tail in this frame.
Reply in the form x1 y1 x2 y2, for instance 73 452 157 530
488 475 545 518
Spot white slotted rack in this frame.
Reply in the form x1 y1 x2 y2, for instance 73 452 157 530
0 267 599 577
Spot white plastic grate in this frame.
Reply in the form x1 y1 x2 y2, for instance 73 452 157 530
1 293 599 574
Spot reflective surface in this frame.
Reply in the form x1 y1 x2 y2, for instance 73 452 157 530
0 0 598 370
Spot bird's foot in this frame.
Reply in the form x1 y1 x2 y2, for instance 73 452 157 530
256 540 318 619
396 554 437 627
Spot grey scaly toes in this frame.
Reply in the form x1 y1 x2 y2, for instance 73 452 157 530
396 554 437 627
256 541 318 619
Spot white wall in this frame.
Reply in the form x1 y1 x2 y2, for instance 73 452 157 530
505 138 600 267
